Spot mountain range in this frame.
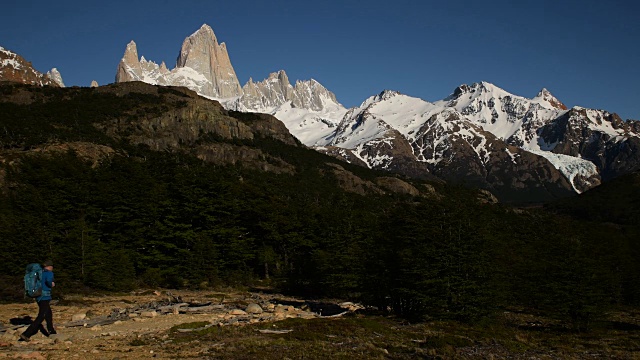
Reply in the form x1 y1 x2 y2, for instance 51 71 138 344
2 23 639 202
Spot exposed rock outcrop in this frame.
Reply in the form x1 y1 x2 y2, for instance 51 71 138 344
231 70 341 113
0 46 62 87
115 25 242 98
176 24 242 98
46 68 65 87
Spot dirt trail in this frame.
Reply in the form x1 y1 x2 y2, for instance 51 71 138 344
0 289 348 359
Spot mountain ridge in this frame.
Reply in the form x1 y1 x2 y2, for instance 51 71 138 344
0 46 64 87
4 22 640 202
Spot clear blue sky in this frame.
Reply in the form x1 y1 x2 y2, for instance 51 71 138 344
1 0 639 119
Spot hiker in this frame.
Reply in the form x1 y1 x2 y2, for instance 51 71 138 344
20 260 56 341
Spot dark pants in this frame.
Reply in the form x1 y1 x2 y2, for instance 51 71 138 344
22 300 54 338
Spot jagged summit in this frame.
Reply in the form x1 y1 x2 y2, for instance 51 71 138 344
230 69 343 114
188 24 217 40
0 46 64 87
375 90 402 101
114 24 346 145
46 68 65 87
534 88 567 110
115 24 242 98
175 23 241 98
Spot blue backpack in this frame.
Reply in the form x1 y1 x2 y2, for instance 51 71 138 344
24 263 43 298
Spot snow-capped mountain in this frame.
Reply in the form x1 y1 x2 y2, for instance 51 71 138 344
0 46 64 87
114 24 346 145
316 83 640 200
222 70 348 146
111 23 639 201
45 68 64 87
319 90 575 200
115 24 242 98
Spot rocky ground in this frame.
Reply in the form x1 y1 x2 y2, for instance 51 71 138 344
0 289 357 359
1 291 638 359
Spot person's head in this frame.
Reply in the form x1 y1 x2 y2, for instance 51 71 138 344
43 260 53 271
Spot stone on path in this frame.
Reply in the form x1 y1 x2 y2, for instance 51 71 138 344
71 313 86 321
245 303 263 314
140 311 158 318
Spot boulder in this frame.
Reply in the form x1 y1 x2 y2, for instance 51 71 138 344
71 313 86 321
298 312 317 319
245 303 263 314
140 311 157 318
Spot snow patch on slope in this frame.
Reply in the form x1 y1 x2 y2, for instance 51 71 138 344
528 150 598 193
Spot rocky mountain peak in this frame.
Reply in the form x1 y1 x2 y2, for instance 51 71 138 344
115 41 142 82
159 61 169 74
375 90 402 102
124 41 138 61
189 24 217 42
0 46 62 87
175 23 242 98
534 88 568 110
46 68 65 87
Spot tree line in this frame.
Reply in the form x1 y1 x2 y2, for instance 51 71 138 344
1 146 638 331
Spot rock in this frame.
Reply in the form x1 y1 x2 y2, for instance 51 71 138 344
71 313 86 321
132 318 144 322
113 320 123 325
265 303 276 311
286 306 295 312
0 340 10 347
116 24 243 98
245 303 263 314
1 331 17 340
90 80 99 88
46 68 65 87
237 70 342 113
13 352 45 359
339 302 363 311
90 325 102 331
477 189 499 204
52 334 70 344
228 309 247 316
128 313 139 318
298 312 317 319
375 177 421 196
0 46 62 87
175 24 243 98
140 311 158 318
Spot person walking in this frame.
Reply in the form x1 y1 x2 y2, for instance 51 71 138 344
20 260 56 341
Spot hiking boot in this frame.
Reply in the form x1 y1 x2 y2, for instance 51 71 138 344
18 334 30 342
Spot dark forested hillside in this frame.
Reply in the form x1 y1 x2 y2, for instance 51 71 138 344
0 82 638 329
